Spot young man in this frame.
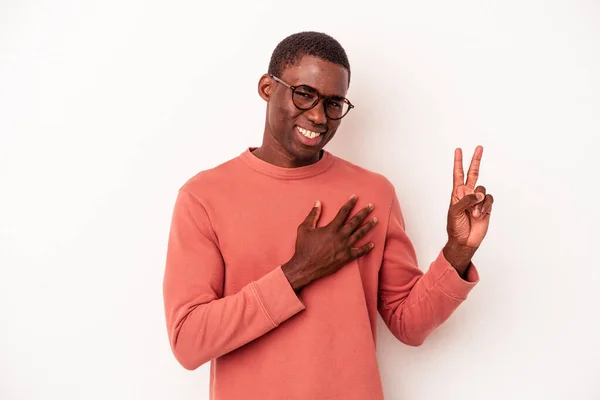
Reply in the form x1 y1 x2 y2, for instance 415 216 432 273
163 31 493 399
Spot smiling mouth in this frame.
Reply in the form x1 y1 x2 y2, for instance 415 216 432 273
297 126 324 139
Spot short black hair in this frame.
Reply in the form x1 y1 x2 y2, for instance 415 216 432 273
268 31 351 85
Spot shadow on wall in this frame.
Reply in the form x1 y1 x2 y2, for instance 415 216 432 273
325 78 406 186
326 83 378 166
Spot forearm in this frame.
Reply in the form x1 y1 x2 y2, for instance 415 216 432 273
378 251 479 346
165 266 305 370
442 240 477 279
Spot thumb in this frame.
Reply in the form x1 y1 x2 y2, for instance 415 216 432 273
303 200 322 229
453 192 484 214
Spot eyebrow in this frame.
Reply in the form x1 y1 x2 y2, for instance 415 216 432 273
328 95 346 102
300 83 347 100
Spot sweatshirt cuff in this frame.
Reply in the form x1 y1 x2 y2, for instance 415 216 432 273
253 266 306 327
427 250 480 300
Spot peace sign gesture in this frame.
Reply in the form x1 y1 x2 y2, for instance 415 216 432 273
446 146 494 250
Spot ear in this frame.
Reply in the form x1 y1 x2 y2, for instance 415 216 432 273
258 73 273 102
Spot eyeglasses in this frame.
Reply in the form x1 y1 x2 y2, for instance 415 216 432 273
269 74 354 120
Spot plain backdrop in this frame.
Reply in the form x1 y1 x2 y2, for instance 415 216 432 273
1 0 599 399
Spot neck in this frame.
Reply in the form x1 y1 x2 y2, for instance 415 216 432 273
251 146 322 168
252 133 322 168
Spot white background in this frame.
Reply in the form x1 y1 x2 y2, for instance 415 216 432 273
1 1 599 399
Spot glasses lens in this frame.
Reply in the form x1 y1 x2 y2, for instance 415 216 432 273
292 85 318 109
326 99 350 120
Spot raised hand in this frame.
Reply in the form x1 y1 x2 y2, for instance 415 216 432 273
282 196 378 293
444 146 494 273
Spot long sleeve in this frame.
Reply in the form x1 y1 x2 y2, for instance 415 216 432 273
377 190 479 346
163 189 306 370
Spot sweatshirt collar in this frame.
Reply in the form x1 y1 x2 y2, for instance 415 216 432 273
239 147 335 180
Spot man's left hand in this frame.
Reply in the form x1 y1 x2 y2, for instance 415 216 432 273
443 145 494 275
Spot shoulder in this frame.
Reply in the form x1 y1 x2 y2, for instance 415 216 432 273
331 154 397 197
178 153 243 200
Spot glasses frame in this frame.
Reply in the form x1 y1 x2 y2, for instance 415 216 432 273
269 74 354 120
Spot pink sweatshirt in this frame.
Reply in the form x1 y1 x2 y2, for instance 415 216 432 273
163 148 479 399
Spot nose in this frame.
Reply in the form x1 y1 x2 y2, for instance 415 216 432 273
304 99 328 126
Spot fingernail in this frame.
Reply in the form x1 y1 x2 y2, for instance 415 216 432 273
368 203 374 210
314 200 321 207
373 217 378 223
476 193 484 201
473 209 480 217
350 194 357 200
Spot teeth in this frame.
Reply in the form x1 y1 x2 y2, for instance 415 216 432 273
298 127 321 139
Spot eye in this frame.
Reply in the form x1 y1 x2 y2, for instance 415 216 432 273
329 101 342 109
296 90 315 99
294 85 317 99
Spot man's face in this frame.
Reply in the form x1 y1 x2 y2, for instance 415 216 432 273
261 55 350 162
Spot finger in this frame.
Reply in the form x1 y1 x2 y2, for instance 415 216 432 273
348 217 378 245
453 148 465 190
465 145 483 189
331 195 358 228
472 186 486 218
302 200 322 229
451 192 484 216
480 194 494 216
341 203 374 236
451 184 474 206
481 202 492 224
349 242 375 259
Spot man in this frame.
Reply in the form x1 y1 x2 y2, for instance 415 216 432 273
163 31 493 399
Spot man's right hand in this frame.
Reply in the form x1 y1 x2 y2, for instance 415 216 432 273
281 195 378 293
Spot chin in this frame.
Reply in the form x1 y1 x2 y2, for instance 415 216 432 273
291 143 323 159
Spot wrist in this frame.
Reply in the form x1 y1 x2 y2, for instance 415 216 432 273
281 259 309 293
443 240 476 278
